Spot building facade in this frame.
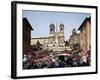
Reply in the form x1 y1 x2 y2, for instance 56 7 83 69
31 23 65 51
31 37 49 45
69 29 80 46
48 23 65 46
78 17 91 53
23 17 33 54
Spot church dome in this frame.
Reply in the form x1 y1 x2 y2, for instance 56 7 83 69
72 28 76 35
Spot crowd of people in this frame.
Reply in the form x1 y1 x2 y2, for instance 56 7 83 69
23 48 91 69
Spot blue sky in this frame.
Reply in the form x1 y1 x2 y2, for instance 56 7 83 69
23 10 90 41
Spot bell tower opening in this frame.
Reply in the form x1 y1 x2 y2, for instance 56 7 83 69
59 23 64 32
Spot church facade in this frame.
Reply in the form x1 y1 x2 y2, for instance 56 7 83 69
31 23 65 51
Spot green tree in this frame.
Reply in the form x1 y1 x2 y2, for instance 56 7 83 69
36 40 42 48
64 40 69 46
73 43 80 49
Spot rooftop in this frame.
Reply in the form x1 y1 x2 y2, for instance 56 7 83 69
78 17 91 30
